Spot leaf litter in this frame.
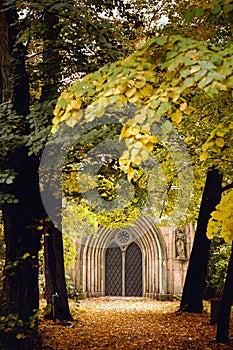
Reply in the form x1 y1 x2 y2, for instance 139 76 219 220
39 298 233 349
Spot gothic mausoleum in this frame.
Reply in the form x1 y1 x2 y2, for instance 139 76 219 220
70 215 194 299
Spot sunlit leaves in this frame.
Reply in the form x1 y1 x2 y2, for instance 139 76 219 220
53 35 233 149
40 299 229 349
200 116 233 161
52 33 233 228
207 190 233 244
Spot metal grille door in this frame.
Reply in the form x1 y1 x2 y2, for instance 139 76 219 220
105 242 122 296
125 242 142 296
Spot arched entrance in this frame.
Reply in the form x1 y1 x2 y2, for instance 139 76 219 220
105 242 142 297
76 215 180 299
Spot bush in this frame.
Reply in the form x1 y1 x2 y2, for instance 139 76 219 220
205 234 231 298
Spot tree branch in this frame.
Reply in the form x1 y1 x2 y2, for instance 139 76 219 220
222 183 233 193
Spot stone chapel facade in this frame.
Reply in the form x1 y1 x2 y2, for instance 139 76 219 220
70 215 194 299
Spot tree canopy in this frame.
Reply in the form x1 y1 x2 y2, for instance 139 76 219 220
50 34 233 229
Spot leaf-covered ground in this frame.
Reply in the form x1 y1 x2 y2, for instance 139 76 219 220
39 298 233 349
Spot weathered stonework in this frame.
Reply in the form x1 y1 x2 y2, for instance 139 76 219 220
70 215 194 299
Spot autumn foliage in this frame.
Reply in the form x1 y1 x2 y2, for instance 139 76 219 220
39 298 233 349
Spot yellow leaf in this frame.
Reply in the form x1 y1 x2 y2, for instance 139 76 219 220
144 70 155 79
179 102 187 111
200 151 209 161
16 333 27 340
190 65 201 74
140 84 153 98
95 104 105 118
70 98 82 110
119 156 130 170
144 142 154 152
52 115 61 127
216 129 226 137
104 89 114 97
140 135 150 145
202 141 214 151
132 126 141 135
131 148 140 157
215 137 225 147
129 94 140 104
70 109 82 122
131 155 142 165
98 97 109 106
127 167 135 182
171 110 182 124
170 87 181 102
135 80 146 89
22 252 30 259
125 87 137 98
66 115 78 128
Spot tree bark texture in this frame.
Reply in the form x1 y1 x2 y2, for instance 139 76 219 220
44 225 72 321
0 2 13 103
39 9 71 321
0 0 41 319
0 153 43 350
179 169 223 313
216 242 233 344
0 2 42 348
0 151 43 320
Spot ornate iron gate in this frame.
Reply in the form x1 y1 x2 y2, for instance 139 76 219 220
105 241 143 297
105 242 122 296
125 242 142 296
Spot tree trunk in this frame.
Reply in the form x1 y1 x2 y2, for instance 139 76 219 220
0 152 43 350
0 151 42 320
0 2 42 348
39 9 71 321
179 169 222 313
44 225 72 321
216 242 233 344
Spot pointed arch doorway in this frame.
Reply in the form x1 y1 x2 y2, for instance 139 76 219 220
105 242 142 297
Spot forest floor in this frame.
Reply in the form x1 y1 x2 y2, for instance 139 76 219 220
39 297 233 350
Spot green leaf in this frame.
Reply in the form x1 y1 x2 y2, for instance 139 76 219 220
194 69 207 82
6 179 13 184
211 4 222 15
180 69 191 78
194 7 204 17
157 102 171 117
161 120 173 134
155 36 168 46
207 71 225 81
183 77 195 89
198 76 213 89
184 10 194 23
210 54 222 66
204 86 219 97
223 4 233 13
199 61 216 70
57 98 67 109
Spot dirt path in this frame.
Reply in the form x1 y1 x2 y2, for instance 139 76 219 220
39 297 233 349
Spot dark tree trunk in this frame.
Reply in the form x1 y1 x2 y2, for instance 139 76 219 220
179 169 222 313
0 152 42 320
39 9 71 321
0 2 43 348
216 242 233 344
44 225 72 321
0 152 43 350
